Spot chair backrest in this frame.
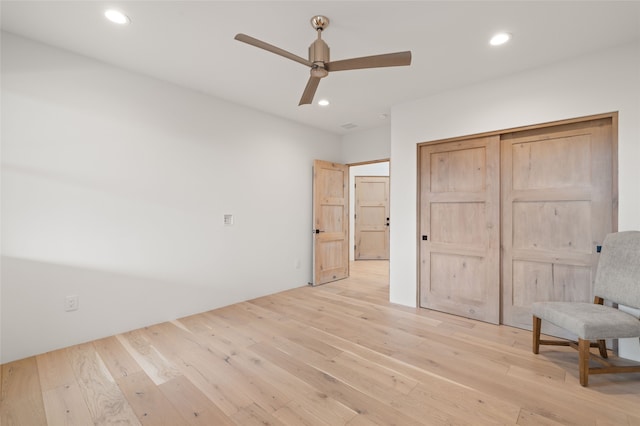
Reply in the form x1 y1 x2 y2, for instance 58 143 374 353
594 231 640 308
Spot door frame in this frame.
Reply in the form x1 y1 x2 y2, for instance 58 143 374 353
312 158 392 285
416 112 618 313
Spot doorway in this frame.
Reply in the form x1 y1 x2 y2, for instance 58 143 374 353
312 159 391 286
354 176 390 260
349 161 390 261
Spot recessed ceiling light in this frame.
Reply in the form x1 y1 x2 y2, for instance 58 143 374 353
105 9 130 25
318 99 330 106
490 32 511 46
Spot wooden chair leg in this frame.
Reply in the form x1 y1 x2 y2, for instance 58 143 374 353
578 338 590 386
532 316 541 354
597 340 608 358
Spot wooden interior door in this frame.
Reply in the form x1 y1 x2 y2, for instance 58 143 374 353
355 176 390 260
501 118 615 333
313 160 349 285
419 136 500 324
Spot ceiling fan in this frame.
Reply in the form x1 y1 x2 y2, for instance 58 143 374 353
234 15 412 106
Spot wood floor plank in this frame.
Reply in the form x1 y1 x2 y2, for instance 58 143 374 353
230 402 286 426
275 390 358 426
114 371 188 426
272 403 331 426
516 408 567 425
249 341 424 426
140 322 253 416
42 383 95 426
158 376 235 426
403 382 521 425
1 357 47 426
66 342 142 426
93 336 144 380
332 351 418 395
36 349 95 425
36 349 77 391
624 413 640 426
185 322 360 425
116 330 182 385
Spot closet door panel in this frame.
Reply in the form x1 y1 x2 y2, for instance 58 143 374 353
419 136 500 324
501 118 614 334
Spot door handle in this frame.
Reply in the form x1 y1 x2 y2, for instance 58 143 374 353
314 229 325 234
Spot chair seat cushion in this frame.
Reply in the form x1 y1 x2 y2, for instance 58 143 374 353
532 302 640 340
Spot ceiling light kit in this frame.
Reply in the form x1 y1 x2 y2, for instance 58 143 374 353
235 15 412 106
490 32 512 46
104 9 130 25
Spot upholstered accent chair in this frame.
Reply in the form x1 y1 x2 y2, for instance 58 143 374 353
532 231 640 386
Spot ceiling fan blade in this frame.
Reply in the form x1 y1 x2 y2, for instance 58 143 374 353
326 51 412 72
234 33 313 68
299 76 321 105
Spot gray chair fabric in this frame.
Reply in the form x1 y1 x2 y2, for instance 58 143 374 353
531 301 640 340
532 231 640 339
593 231 640 308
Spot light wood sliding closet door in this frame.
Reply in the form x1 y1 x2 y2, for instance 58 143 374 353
419 136 501 324
501 118 615 333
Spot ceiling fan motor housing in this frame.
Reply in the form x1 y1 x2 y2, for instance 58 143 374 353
309 39 329 66
309 38 329 78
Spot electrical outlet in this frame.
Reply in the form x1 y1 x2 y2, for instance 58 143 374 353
65 295 79 312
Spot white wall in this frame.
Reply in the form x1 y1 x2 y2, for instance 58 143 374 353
342 125 390 164
390 41 640 360
0 33 343 363
349 162 390 261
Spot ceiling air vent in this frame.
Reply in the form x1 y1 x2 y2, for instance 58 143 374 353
341 122 358 130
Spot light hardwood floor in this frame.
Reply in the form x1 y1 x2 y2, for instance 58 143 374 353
2 260 640 425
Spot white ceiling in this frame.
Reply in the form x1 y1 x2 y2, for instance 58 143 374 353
2 1 640 135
